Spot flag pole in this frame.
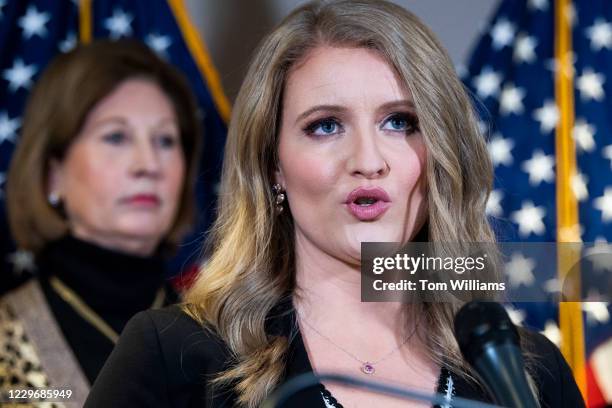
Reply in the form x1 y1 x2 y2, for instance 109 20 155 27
554 0 586 399
167 0 231 123
79 0 92 44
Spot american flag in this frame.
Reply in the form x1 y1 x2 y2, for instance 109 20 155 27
0 0 228 290
463 0 611 406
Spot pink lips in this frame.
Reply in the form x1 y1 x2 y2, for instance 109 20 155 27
123 194 161 208
344 187 391 221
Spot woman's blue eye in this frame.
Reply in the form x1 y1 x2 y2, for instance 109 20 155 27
304 118 343 136
390 117 407 130
157 134 179 149
382 113 419 134
103 131 126 144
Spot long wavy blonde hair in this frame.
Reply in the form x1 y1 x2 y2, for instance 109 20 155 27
185 1 499 406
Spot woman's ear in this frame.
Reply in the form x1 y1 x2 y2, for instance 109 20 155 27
274 166 285 188
47 158 64 201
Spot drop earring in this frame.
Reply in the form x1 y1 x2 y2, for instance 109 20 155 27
272 183 285 214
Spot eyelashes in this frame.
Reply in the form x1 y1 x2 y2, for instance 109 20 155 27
382 112 420 133
302 112 420 138
303 116 343 136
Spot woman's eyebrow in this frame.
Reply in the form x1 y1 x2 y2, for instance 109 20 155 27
294 104 347 125
152 117 178 129
377 99 415 113
86 116 127 131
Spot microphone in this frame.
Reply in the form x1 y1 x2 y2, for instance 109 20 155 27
262 372 501 408
454 302 538 408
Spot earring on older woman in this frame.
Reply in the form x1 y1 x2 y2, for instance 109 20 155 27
272 183 286 214
48 192 61 207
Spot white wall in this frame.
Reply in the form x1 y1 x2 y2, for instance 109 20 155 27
185 0 501 100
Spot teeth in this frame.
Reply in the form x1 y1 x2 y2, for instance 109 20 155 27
355 197 377 206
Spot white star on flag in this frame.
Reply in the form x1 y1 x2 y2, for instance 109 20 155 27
544 54 576 82
558 223 583 242
511 201 547 237
486 189 504 217
541 320 561 346
499 83 525 115
146 33 172 57
488 133 514 166
504 305 526 326
585 238 612 273
571 172 589 202
514 33 537 63
491 18 516 50
505 252 536 287
565 3 576 27
533 100 559 134
17 5 51 39
594 187 612 223
0 111 20 145
576 68 605 101
521 150 555 186
104 8 133 39
572 119 596 153
585 288 608 302
2 59 37 93
604 145 612 170
582 302 610 325
6 249 36 275
59 32 77 53
473 67 502 99
543 278 561 294
528 0 549 11
586 18 612 51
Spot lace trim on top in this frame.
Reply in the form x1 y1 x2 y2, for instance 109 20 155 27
320 384 344 408
318 369 455 408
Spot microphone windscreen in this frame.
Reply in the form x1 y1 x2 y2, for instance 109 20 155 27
454 301 520 365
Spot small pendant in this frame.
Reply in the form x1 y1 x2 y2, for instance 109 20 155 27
361 362 375 375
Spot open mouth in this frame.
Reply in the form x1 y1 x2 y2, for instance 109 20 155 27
354 197 378 206
345 187 391 220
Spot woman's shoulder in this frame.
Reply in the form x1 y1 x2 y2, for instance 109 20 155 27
86 305 235 407
127 304 202 337
123 305 233 382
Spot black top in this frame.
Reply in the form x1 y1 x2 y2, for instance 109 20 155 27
85 302 585 408
37 235 176 383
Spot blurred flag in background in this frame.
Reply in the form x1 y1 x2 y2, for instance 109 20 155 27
0 0 229 290
464 0 612 406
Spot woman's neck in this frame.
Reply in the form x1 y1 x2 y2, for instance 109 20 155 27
293 234 406 336
38 234 166 313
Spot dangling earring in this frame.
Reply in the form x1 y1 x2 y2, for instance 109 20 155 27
272 183 286 214
48 192 61 207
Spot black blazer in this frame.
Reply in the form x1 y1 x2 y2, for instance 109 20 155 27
85 304 585 407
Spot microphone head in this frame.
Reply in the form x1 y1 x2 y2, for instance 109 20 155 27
454 301 520 365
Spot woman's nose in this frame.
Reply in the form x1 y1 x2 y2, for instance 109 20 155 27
131 139 162 177
346 129 390 178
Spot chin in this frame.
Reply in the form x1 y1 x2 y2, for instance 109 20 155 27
350 225 403 245
116 223 166 243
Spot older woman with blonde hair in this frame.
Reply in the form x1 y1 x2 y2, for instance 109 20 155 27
87 1 583 407
2 39 201 405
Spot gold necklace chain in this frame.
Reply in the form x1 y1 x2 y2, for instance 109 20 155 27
299 316 419 375
49 276 166 344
